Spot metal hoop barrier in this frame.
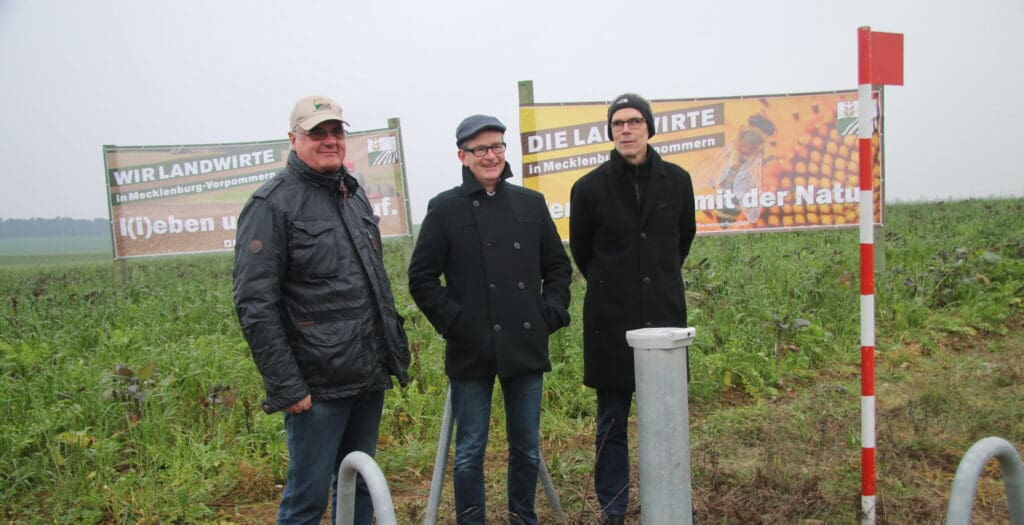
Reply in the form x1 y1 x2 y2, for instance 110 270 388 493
945 436 1024 524
335 450 398 525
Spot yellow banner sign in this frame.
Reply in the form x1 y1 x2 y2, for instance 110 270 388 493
520 90 884 238
104 128 411 259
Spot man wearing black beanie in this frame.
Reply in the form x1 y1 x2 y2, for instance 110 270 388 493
606 93 656 141
569 93 697 524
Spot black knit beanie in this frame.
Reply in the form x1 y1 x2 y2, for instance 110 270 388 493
607 93 655 138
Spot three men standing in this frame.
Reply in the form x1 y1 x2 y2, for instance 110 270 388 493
570 93 697 524
408 115 572 524
233 93 694 524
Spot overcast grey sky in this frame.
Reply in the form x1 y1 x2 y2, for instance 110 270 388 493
1 0 1022 222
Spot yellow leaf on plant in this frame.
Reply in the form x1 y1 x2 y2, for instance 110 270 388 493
57 431 96 448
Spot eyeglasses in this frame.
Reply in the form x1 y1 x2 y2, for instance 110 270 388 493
298 122 349 140
610 117 646 130
462 142 507 157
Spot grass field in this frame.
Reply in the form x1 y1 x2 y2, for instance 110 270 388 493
0 234 111 257
1 199 1022 523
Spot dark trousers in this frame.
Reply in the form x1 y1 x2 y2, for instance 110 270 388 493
450 373 544 525
277 391 384 525
594 389 632 517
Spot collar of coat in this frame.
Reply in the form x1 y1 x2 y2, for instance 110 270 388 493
609 145 658 174
458 163 514 196
287 150 361 195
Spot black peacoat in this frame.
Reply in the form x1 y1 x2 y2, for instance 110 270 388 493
408 165 572 379
569 146 697 392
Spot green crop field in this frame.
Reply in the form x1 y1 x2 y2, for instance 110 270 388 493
1 199 1022 523
0 234 110 255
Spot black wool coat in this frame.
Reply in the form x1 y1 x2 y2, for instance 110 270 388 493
569 147 697 392
408 165 572 379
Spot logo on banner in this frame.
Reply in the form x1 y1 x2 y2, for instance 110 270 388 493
367 136 399 166
836 101 858 135
836 99 879 135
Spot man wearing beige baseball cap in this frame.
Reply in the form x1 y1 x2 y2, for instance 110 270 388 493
233 96 411 525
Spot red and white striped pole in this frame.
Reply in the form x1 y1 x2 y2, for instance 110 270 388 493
857 25 902 524
856 26 877 521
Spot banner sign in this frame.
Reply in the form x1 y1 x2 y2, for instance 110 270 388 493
519 90 884 238
104 127 411 259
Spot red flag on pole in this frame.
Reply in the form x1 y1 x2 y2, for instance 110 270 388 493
858 27 904 86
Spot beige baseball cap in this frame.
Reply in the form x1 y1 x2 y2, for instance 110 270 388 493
289 95 344 131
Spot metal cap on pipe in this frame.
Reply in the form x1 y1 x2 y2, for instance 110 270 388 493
626 327 696 349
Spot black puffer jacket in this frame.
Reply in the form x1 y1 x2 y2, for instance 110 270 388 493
233 151 410 413
569 146 696 392
408 165 572 379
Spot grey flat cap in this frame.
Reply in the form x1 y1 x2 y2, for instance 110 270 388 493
456 114 506 146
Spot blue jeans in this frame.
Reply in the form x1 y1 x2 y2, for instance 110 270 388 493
277 391 384 525
595 390 632 517
450 373 544 525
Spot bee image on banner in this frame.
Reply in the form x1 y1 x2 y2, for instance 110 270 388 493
707 114 776 228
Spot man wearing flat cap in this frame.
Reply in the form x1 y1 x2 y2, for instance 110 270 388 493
569 93 697 524
233 95 410 525
409 114 572 524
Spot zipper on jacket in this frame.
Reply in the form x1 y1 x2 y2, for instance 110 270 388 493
633 164 640 203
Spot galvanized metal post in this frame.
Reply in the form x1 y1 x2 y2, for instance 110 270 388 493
538 450 566 522
626 326 697 525
423 386 455 524
335 451 397 525
946 436 1024 524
